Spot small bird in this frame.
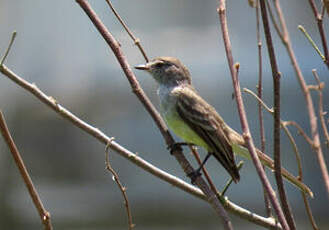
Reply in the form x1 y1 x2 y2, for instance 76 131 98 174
135 56 314 197
135 56 240 182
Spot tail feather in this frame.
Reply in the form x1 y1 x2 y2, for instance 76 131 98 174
211 151 240 183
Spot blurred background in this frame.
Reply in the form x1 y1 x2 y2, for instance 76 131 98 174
0 0 328 229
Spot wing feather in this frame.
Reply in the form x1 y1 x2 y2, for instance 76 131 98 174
174 86 240 182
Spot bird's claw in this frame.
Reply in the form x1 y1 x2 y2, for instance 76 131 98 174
167 142 194 155
187 170 202 184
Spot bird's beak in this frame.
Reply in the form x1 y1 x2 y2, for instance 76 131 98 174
135 63 150 71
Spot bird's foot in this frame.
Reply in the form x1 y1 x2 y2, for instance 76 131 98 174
167 142 194 155
187 170 202 185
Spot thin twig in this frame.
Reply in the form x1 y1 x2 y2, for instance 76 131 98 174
256 0 272 218
0 31 17 65
262 1 296 228
280 124 319 230
243 88 313 197
244 87 319 229
104 0 149 62
265 0 284 42
0 111 53 230
217 1 289 229
76 1 233 229
221 161 244 196
272 0 329 198
312 69 329 147
105 139 134 230
189 145 219 196
324 0 329 15
298 25 325 62
307 0 329 68
243 88 313 147
283 121 313 147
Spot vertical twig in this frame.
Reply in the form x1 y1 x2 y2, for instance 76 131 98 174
260 1 296 229
76 1 233 229
244 87 318 229
217 1 289 229
105 140 134 230
312 69 329 147
0 111 53 230
272 0 329 198
281 124 319 230
104 0 149 62
0 31 17 65
255 0 272 218
308 0 329 68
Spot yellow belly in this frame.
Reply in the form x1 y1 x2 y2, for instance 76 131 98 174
164 111 209 150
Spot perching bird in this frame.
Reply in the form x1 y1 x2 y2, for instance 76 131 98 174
135 56 240 182
135 56 313 197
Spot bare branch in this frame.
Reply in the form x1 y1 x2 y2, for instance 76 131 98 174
265 0 284 42
260 1 296 227
244 87 318 229
217 1 289 229
104 0 149 62
280 125 319 230
255 0 272 218
0 63 283 229
0 31 16 65
105 140 134 230
312 69 329 147
0 111 53 230
271 0 329 198
307 0 329 68
298 25 325 62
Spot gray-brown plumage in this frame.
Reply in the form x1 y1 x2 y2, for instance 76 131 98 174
135 56 240 182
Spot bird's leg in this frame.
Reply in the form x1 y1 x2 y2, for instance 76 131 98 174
188 152 212 184
167 142 195 155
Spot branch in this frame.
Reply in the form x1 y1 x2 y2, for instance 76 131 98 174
217 1 289 229
105 140 134 230
0 63 283 229
244 88 319 229
271 0 329 198
242 89 313 197
255 0 272 217
307 0 329 68
298 25 325 62
0 111 53 230
104 0 149 62
261 1 296 228
280 125 319 230
312 69 329 147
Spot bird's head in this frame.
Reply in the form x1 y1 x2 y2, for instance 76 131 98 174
135 57 191 86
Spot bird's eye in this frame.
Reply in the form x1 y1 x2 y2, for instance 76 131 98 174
154 62 165 68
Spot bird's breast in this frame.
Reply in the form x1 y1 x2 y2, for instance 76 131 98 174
157 85 209 149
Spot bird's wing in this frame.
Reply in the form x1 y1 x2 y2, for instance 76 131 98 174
174 86 240 182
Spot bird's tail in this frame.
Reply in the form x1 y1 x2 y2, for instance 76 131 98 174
232 143 314 198
212 151 240 183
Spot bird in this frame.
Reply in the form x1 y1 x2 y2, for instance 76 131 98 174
135 56 240 183
135 56 314 197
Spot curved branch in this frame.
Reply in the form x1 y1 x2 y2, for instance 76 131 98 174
0 111 53 230
0 63 282 229
217 1 289 229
